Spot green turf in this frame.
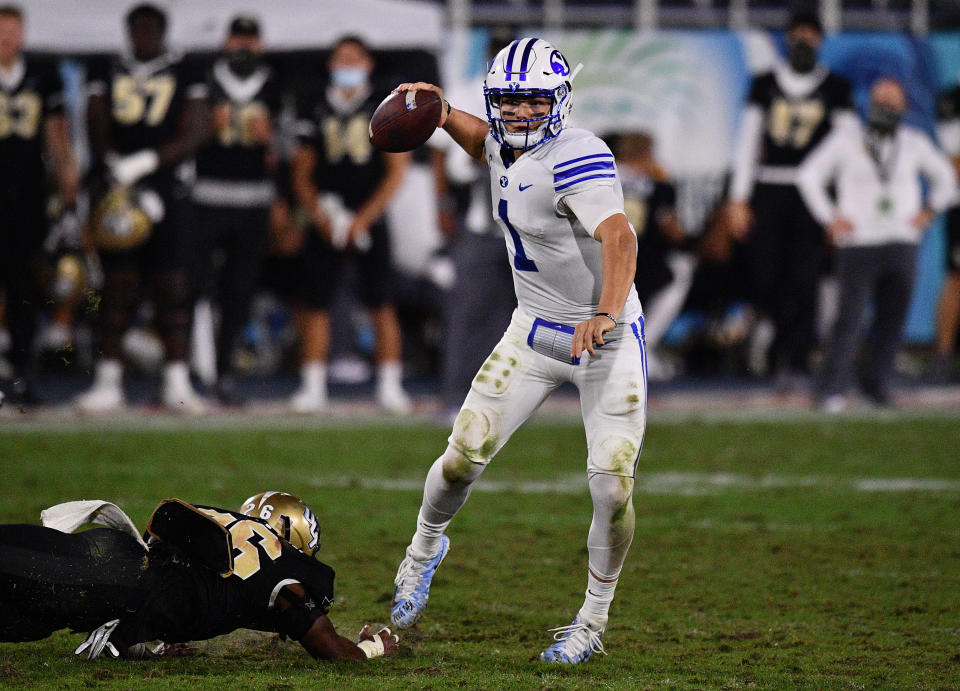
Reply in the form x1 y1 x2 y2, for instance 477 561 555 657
1 418 959 689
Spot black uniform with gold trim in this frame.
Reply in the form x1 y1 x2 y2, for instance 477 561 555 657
748 69 852 168
291 85 394 309
0 501 334 649
195 58 282 185
938 86 960 275
85 52 207 266
87 53 207 159
297 87 385 211
743 66 853 376
192 58 282 389
0 56 65 378
621 170 680 305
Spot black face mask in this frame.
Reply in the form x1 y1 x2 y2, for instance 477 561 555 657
227 48 259 77
788 41 817 74
867 103 902 136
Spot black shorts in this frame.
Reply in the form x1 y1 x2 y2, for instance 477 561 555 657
0 525 148 642
292 220 394 310
946 206 960 274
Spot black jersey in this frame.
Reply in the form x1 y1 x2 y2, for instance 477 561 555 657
0 57 64 186
86 52 207 156
195 59 282 183
295 85 387 210
127 502 334 645
748 68 852 168
622 169 680 302
938 86 960 126
622 170 677 246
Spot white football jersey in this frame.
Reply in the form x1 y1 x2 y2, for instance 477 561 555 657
484 127 643 325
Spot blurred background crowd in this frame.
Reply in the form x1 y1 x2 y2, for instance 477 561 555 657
2 0 960 418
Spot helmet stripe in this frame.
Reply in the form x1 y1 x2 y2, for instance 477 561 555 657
504 39 521 79
518 38 538 82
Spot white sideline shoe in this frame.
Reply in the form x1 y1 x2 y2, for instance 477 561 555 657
540 616 606 664
161 362 207 415
289 386 328 413
376 384 412 415
76 383 125 413
161 383 208 415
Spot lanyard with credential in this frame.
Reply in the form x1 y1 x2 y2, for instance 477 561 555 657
865 131 900 216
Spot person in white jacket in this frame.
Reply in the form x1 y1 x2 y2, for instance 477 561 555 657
797 77 958 411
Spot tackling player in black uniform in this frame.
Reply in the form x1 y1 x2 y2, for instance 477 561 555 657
0 492 399 661
288 35 412 414
0 4 78 406
191 16 282 406
726 9 855 389
76 3 209 414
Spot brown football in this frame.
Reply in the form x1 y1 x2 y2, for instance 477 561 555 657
368 89 443 153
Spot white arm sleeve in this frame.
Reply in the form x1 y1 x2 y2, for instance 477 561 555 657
729 105 764 202
559 185 626 238
796 131 843 226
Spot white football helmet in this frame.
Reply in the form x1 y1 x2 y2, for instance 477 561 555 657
483 37 582 150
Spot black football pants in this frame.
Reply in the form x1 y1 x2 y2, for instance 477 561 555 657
0 525 148 642
746 183 826 374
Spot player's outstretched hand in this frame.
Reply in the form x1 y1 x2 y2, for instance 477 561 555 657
393 82 449 127
572 314 617 359
155 642 196 657
358 624 400 657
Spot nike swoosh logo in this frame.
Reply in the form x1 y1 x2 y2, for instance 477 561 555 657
519 183 533 191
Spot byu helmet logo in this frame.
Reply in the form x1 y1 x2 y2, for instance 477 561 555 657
549 50 570 76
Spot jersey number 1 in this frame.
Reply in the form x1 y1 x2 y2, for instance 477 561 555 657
498 199 538 272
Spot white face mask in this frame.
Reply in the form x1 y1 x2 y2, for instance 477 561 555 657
331 66 368 89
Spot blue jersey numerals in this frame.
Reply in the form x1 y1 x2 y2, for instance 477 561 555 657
498 199 538 272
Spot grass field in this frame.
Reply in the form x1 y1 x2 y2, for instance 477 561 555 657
1 416 959 689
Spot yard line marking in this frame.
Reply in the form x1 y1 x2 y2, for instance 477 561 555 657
305 472 960 495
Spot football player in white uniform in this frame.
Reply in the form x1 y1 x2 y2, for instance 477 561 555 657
390 38 645 664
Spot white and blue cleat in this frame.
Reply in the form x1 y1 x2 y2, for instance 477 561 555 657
540 616 606 664
390 535 450 629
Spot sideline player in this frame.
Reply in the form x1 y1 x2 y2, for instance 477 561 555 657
932 80 960 381
76 3 209 414
726 10 855 389
191 15 281 406
389 38 645 664
288 35 411 414
0 492 399 662
0 3 78 406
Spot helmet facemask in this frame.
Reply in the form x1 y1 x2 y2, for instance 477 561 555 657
484 87 567 150
483 38 580 151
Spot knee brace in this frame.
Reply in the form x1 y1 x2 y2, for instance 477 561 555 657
438 446 485 488
589 435 641 477
449 407 501 464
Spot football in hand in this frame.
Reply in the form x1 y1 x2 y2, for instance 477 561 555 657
368 89 443 153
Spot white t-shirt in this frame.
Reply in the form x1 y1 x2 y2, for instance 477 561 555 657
797 121 958 247
484 127 642 324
